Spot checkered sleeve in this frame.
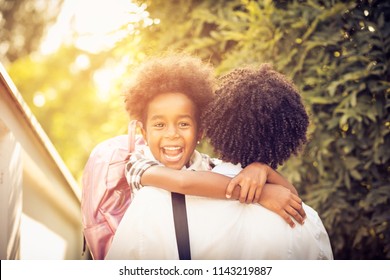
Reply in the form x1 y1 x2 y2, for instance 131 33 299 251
125 151 161 191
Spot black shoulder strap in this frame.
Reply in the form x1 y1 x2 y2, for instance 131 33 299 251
171 192 191 260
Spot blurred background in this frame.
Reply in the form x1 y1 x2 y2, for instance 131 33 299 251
1 0 389 259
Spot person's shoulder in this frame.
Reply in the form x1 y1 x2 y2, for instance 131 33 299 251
212 161 242 177
199 153 222 168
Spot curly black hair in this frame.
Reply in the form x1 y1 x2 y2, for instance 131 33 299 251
203 63 309 169
124 53 215 128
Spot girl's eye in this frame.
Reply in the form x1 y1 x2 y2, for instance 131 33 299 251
153 122 165 128
179 122 190 128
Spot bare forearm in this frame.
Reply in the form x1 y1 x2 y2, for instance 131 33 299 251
266 169 298 195
141 166 241 199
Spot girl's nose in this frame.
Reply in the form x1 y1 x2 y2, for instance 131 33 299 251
166 125 179 138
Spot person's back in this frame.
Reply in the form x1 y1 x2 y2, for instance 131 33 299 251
206 162 331 259
106 160 332 259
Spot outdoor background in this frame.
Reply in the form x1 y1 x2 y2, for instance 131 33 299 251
1 0 389 259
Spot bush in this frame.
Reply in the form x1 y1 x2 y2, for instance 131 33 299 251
136 0 390 259
274 0 390 259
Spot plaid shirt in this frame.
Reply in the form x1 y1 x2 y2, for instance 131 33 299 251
125 151 161 192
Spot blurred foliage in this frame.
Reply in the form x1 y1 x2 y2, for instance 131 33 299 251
3 0 389 259
2 1 145 181
7 47 130 180
0 0 63 64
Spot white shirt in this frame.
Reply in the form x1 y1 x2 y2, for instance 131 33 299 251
106 162 333 259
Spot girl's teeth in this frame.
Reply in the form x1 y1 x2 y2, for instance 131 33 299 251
164 147 180 151
162 147 183 161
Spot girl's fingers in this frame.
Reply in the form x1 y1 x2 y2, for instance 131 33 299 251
239 184 249 203
285 205 304 225
245 184 257 204
226 178 238 199
254 186 262 203
280 210 295 228
291 195 306 220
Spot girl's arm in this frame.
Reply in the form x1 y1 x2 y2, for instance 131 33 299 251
258 184 304 228
140 166 305 227
141 166 233 198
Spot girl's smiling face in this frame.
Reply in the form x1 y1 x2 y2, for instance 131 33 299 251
143 92 200 170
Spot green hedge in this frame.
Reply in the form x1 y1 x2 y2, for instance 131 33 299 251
271 0 390 259
136 0 390 259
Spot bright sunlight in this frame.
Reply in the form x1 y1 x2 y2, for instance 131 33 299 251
40 0 149 54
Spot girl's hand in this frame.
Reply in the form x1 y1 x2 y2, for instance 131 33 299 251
259 184 306 227
226 162 269 203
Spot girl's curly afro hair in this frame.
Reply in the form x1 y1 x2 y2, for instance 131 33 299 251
124 53 215 128
203 63 309 169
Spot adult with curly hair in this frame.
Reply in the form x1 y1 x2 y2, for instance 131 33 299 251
106 61 333 260
204 63 310 197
